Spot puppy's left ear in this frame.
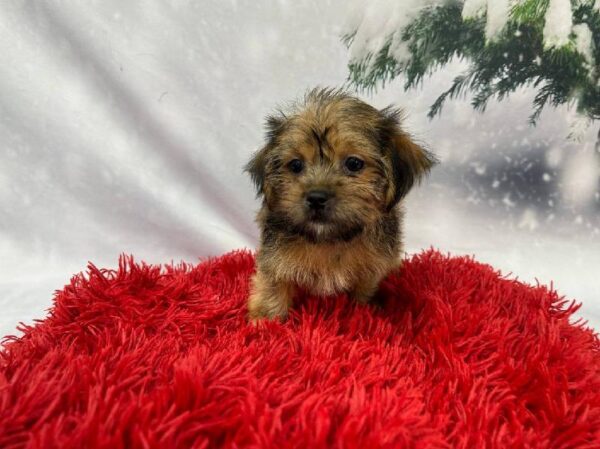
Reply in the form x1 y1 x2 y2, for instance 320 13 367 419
380 108 437 209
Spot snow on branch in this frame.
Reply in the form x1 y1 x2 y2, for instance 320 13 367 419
343 0 600 129
344 0 594 65
543 0 572 48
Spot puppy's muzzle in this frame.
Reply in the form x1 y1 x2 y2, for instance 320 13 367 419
306 190 333 211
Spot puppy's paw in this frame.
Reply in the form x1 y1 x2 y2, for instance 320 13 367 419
349 278 382 306
247 295 289 324
247 273 294 323
351 292 375 305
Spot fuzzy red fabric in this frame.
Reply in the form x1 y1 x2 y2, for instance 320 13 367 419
1 250 599 449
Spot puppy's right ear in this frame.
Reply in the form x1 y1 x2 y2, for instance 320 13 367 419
245 146 269 196
245 115 285 197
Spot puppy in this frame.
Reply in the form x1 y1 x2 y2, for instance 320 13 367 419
245 88 436 321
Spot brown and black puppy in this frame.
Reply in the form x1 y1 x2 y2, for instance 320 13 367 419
245 88 436 321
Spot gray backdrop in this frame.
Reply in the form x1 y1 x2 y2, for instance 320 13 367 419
1 0 598 336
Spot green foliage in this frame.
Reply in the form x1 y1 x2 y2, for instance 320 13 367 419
511 0 549 25
344 1 600 126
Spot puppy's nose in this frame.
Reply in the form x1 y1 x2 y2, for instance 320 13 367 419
306 190 332 210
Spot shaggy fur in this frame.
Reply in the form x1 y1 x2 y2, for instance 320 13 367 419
246 88 436 320
1 250 599 448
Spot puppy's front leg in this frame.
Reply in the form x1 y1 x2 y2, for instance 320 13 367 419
248 270 295 322
349 275 382 305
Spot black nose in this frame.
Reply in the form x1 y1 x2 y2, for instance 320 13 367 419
306 190 332 209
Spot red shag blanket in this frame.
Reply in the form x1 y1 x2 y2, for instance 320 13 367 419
1 250 599 448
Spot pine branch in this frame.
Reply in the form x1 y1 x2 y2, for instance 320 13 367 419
345 1 600 130
428 72 475 118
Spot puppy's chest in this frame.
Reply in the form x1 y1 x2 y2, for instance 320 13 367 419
273 242 384 295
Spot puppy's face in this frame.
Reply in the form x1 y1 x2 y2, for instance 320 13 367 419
246 89 435 243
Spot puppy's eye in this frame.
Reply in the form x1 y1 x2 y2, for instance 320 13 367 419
288 159 304 174
344 156 364 172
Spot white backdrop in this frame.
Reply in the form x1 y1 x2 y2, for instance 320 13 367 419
2 0 599 336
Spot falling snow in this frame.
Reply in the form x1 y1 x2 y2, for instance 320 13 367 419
0 0 599 337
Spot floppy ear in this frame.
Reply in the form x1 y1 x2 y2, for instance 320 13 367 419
380 107 437 209
244 114 285 197
245 145 269 195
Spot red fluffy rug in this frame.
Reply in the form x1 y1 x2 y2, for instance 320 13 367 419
1 250 599 448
